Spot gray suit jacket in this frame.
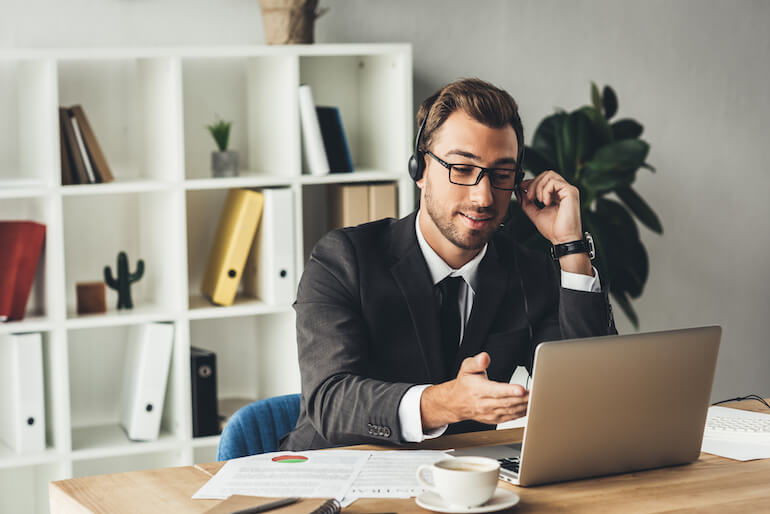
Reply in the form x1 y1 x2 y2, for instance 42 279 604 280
280 211 616 450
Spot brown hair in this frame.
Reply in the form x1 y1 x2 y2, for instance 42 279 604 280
416 78 524 167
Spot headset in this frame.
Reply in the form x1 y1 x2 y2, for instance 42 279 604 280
408 97 536 384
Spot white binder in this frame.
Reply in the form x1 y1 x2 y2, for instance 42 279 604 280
120 322 174 441
0 332 46 453
244 188 297 305
298 84 330 176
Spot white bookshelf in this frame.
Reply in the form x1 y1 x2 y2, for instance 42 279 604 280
0 44 414 513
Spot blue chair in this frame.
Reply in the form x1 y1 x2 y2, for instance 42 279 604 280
217 393 301 461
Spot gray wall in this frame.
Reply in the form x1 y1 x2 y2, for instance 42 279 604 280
4 0 769 402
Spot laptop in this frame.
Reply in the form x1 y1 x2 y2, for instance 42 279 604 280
450 326 721 487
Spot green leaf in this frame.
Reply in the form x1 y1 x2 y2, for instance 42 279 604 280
585 139 649 174
615 186 663 234
596 197 640 242
641 162 656 172
591 82 602 111
578 106 613 149
557 110 593 179
531 113 562 164
522 146 555 175
582 165 635 192
602 85 618 119
611 289 639 328
611 119 643 140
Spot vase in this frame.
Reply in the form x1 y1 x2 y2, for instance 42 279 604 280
211 151 239 178
259 0 327 45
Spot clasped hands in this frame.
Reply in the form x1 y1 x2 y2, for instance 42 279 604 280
421 352 529 430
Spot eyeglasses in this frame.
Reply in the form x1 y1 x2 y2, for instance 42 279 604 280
425 150 521 191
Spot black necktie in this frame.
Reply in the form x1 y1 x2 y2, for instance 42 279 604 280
437 276 464 379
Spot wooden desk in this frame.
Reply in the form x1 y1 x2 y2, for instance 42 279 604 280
50 400 770 513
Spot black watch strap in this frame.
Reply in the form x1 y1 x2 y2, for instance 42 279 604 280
550 232 595 261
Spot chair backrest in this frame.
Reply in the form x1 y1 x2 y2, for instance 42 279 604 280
216 393 301 461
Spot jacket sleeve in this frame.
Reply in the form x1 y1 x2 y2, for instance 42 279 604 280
526 253 617 374
293 229 413 446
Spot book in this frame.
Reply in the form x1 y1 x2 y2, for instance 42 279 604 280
190 347 219 438
316 106 354 173
58 108 74 186
70 111 96 184
201 189 264 306
0 221 46 322
298 85 330 176
59 106 89 184
243 188 296 305
0 332 46 453
70 105 114 183
120 322 174 441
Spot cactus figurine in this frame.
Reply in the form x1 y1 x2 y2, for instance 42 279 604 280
104 251 145 309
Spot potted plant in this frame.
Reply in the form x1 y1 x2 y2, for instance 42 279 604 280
207 118 238 177
504 83 662 328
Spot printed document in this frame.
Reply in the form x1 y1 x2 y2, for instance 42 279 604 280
193 449 450 501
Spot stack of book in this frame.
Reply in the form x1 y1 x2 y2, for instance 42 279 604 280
0 221 46 322
201 188 296 307
59 104 114 185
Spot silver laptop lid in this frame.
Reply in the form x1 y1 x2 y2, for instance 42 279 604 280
517 326 721 486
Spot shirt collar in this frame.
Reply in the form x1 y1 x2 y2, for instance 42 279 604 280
415 209 487 293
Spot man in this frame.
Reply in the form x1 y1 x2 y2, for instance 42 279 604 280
280 78 616 451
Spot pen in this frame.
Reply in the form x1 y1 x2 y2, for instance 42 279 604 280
230 497 300 514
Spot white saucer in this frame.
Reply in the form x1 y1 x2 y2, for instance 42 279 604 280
415 487 520 513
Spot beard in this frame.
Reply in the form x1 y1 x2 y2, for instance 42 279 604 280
423 180 501 251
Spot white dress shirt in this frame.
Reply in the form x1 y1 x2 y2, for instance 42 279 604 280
398 210 602 442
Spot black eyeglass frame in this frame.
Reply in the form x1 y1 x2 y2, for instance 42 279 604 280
424 150 523 191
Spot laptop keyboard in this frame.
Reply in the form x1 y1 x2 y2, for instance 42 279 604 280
706 416 770 435
499 456 520 474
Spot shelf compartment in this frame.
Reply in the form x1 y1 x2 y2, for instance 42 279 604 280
62 190 185 317
57 57 183 184
182 55 300 180
299 53 410 175
0 462 67 514
71 449 184 478
0 59 58 186
0 196 54 321
67 325 181 453
189 313 300 418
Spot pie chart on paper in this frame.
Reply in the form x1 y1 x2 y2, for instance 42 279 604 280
272 455 309 464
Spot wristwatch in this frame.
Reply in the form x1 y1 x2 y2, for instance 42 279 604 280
550 232 595 261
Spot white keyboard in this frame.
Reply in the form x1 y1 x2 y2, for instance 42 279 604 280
705 415 770 439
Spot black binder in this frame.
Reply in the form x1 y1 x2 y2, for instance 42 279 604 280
190 346 220 437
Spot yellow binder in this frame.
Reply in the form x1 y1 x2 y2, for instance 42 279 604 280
201 189 264 306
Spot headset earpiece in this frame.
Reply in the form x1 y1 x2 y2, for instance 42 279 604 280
408 101 433 182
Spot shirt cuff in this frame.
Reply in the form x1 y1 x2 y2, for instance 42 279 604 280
398 384 449 442
561 266 602 292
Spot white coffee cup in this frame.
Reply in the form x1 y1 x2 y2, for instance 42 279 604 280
416 456 500 508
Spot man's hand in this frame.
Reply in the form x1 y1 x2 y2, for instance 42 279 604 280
420 352 529 430
518 171 593 276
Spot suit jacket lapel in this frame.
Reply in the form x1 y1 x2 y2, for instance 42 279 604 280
389 212 445 383
456 240 510 364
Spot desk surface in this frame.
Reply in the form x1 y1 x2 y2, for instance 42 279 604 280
50 400 770 513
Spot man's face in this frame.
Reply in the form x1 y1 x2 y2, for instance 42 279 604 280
418 110 517 252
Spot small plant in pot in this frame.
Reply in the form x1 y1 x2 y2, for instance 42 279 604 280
207 118 238 177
